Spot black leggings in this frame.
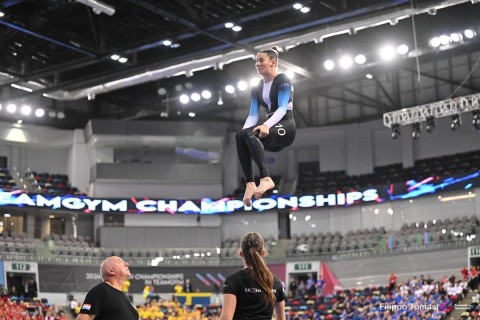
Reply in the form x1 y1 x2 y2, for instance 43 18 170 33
235 111 296 183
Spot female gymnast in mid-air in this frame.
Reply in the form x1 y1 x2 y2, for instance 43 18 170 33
236 46 296 206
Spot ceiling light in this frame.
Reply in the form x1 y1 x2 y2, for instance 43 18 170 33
450 33 462 42
201 90 212 99
21 105 31 115
0 12 4 18
217 91 224 105
472 110 480 130
48 111 56 118
17 120 23 124
379 45 396 61
162 40 172 46
339 55 353 69
324 59 335 71
6 104 16 113
232 25 242 32
396 44 409 55
224 22 234 28
365 74 373 79
429 37 441 48
285 70 295 79
464 29 476 39
170 43 180 49
300 6 310 13
411 122 421 139
190 92 201 102
450 114 461 130
118 57 128 63
188 112 195 117
439 34 450 46
250 78 260 87
110 54 120 60
57 111 65 119
225 85 235 94
35 109 45 118
11 84 33 92
179 94 190 104
391 124 401 139
237 81 248 91
426 116 435 133
354 54 366 64
293 3 303 10
76 0 116 16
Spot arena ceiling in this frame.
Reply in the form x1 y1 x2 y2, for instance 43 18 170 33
0 0 480 129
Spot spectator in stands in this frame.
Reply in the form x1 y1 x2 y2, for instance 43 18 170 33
8 285 19 299
0 284 7 296
143 284 154 302
470 266 479 290
306 274 316 297
70 297 79 317
22 277 37 301
122 278 131 295
235 47 296 206
288 278 297 298
219 232 286 320
389 272 398 293
76 256 138 320
296 280 306 298
461 266 469 281
183 278 193 293
173 282 183 294
316 275 325 299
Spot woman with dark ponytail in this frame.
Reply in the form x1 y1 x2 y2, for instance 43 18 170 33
219 232 286 320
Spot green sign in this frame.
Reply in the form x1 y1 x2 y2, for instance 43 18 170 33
12 263 30 271
294 263 312 271
471 247 480 256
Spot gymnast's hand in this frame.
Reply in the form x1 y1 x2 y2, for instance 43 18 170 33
253 124 269 138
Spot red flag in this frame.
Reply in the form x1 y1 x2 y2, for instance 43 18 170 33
321 261 342 295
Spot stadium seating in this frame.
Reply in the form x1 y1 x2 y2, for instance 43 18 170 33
286 216 478 257
296 149 480 195
0 167 19 191
24 170 85 196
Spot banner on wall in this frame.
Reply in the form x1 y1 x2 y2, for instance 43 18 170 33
39 263 286 293
2 170 479 214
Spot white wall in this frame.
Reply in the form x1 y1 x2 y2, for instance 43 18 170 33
91 181 223 198
124 214 221 227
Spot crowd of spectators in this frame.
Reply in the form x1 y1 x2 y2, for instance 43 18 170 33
281 272 471 320
0 293 68 320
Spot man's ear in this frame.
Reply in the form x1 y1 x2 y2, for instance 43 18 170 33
261 249 266 257
239 250 244 257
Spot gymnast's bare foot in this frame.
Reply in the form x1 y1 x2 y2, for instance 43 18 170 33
254 177 275 200
243 182 257 207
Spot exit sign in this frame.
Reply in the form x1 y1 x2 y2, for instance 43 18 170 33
12 263 30 271
294 263 312 271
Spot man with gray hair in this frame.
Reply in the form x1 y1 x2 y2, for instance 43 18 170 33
76 256 138 320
